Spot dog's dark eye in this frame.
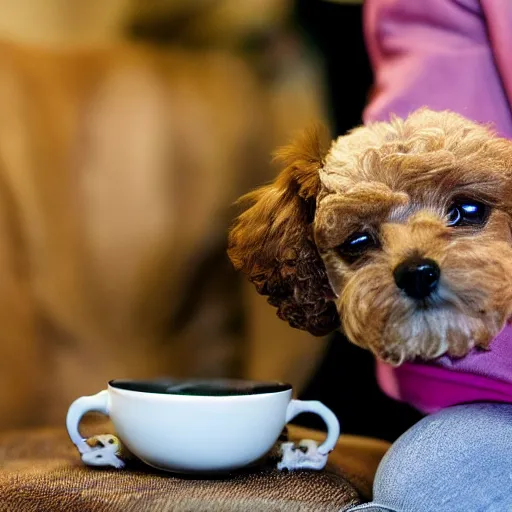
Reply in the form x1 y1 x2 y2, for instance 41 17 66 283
446 200 489 227
337 231 379 263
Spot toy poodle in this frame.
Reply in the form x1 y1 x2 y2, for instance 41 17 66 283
228 108 512 367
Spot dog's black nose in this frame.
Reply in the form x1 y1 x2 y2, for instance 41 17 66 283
393 258 440 299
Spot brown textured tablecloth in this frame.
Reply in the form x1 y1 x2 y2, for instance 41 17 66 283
0 423 389 512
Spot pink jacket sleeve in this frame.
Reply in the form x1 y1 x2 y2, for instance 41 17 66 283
363 0 512 138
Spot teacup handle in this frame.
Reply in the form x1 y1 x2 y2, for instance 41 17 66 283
285 399 340 455
66 390 109 454
278 399 340 471
66 390 126 469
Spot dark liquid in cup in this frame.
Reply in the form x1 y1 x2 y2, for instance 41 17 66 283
109 378 291 396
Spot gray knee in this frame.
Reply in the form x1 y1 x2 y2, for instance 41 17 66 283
370 403 512 512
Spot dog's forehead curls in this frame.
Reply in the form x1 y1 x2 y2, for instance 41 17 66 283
320 109 512 207
228 108 512 364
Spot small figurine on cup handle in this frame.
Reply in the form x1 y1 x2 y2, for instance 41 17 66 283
278 439 329 471
79 434 130 469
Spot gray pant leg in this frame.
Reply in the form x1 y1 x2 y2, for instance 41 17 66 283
346 403 512 512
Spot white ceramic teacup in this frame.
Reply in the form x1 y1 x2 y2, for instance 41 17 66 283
66 378 340 473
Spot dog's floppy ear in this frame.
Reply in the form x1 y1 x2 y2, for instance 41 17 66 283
227 126 340 336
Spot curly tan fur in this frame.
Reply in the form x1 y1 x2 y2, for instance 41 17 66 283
227 126 340 336
229 109 512 365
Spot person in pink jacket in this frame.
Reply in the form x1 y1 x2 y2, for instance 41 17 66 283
348 1 512 511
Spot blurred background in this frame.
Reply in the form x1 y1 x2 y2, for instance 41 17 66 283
0 0 421 440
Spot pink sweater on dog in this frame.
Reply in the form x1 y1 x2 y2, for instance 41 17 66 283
364 0 512 413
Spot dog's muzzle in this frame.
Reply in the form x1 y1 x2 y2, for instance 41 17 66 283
393 257 440 300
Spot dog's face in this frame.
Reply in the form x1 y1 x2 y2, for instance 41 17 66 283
228 109 512 365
